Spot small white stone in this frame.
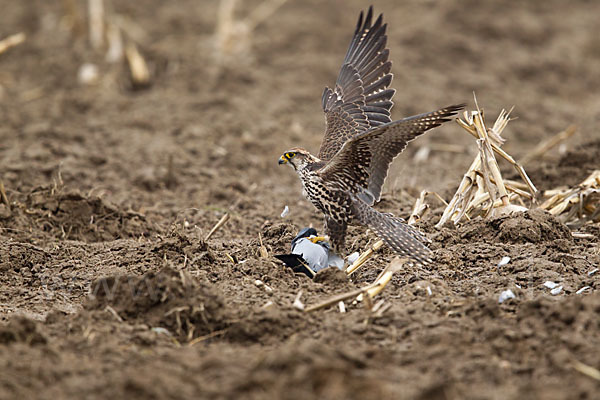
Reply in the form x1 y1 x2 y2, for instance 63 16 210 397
78 63 99 85
262 301 274 309
254 279 272 293
293 297 304 311
543 281 558 289
550 286 563 295
292 291 304 310
498 289 516 304
280 205 289 218
347 252 360 264
558 143 567 155
151 327 171 336
183 220 190 228
426 286 432 296
497 256 511 267
576 286 591 295
588 268 599 277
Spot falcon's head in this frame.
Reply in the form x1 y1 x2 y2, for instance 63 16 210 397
278 148 316 171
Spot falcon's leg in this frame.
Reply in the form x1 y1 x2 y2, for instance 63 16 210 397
324 216 347 255
351 199 433 265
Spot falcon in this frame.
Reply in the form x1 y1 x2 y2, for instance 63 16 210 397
278 7 464 265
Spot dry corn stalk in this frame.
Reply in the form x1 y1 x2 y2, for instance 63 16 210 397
214 0 288 66
436 100 537 228
258 232 269 258
521 125 577 165
571 359 600 381
88 0 105 49
540 170 600 228
0 32 26 55
356 257 405 301
0 180 9 207
105 21 124 63
408 190 431 225
205 213 230 240
125 41 151 88
346 239 384 275
64 0 151 87
307 258 406 312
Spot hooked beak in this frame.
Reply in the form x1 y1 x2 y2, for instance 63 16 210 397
278 155 287 165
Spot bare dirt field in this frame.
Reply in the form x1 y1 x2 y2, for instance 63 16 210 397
1 1 599 399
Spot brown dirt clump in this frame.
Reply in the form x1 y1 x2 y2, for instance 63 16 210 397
227 306 311 345
233 340 390 399
2 187 153 242
0 317 47 345
313 267 351 286
88 267 229 340
458 209 573 245
261 221 299 253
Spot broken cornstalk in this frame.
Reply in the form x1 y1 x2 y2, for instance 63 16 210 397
435 97 538 228
307 258 406 312
205 213 230 240
0 32 26 55
540 170 600 228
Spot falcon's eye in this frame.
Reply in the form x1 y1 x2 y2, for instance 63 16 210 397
285 152 296 159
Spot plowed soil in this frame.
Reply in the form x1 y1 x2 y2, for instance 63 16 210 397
1 1 599 399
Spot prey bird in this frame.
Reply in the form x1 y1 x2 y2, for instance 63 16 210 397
278 7 464 265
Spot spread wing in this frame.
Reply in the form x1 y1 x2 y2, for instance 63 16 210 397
318 7 395 161
318 104 466 205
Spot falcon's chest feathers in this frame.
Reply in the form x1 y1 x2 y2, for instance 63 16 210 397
297 165 354 223
297 165 325 205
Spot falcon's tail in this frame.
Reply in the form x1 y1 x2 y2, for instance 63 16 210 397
353 201 433 265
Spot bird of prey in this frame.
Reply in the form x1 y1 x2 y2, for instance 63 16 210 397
278 7 464 265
